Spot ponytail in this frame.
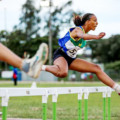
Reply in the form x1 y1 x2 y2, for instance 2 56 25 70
73 14 83 26
73 13 94 26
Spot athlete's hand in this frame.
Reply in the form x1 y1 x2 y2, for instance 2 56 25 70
96 32 106 39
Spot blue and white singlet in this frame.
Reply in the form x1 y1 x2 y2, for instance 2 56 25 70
58 26 86 58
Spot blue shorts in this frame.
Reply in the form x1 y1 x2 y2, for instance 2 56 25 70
53 48 76 66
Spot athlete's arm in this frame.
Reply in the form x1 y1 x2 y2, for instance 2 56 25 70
71 27 105 40
81 32 106 40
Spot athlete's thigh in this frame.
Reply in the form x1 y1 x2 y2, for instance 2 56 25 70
53 57 69 72
69 58 97 73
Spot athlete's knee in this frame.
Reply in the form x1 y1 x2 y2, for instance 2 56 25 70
59 71 68 78
55 65 68 78
93 64 102 73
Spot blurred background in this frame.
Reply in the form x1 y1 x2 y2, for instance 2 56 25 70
0 0 120 82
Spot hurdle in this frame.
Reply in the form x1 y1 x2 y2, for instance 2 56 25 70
0 86 114 120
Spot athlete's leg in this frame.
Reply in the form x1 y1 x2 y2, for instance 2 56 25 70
0 43 22 69
43 57 69 78
0 43 48 78
69 58 115 88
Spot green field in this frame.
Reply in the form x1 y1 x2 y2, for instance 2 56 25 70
0 81 120 120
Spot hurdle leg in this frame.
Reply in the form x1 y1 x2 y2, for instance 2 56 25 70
42 103 47 120
52 91 58 120
78 90 83 120
2 106 7 120
107 90 112 120
103 92 106 120
42 93 48 120
53 102 57 120
84 99 88 120
108 97 111 120
78 99 82 120
2 95 9 120
84 90 89 120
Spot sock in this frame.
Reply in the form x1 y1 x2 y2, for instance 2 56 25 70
42 65 46 71
21 60 30 73
113 83 120 93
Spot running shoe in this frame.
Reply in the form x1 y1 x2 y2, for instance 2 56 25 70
26 43 48 78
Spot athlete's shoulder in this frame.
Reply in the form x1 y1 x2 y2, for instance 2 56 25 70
75 26 84 30
75 26 85 34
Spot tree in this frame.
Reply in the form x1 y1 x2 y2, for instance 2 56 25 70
6 29 26 57
4 0 43 57
18 0 41 41
6 29 48 58
0 30 9 43
88 34 120 63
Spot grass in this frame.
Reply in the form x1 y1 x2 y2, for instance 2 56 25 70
0 81 120 120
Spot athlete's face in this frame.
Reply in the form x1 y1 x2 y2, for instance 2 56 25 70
88 15 98 31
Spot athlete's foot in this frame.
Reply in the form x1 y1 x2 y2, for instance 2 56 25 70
113 83 120 96
25 43 48 78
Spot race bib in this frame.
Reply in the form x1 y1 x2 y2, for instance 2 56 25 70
67 47 80 58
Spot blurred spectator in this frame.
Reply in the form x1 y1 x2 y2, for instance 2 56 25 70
89 74 93 79
81 73 87 80
13 67 18 86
